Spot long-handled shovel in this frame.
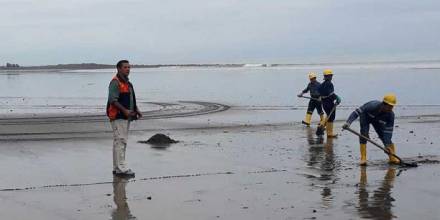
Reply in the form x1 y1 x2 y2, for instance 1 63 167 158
343 127 417 167
315 104 337 136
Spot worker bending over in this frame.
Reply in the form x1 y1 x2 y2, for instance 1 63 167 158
342 94 400 165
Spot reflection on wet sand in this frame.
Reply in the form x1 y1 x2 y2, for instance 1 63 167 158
357 167 396 220
304 127 338 208
112 176 136 220
321 138 336 208
306 127 324 146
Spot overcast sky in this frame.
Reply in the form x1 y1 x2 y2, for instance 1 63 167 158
1 0 439 65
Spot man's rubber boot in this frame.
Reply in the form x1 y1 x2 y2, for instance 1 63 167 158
360 143 367 166
113 168 135 178
302 113 312 127
326 122 338 138
319 114 325 126
386 144 400 164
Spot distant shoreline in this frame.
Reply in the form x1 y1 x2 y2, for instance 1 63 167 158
1 59 439 71
0 63 246 71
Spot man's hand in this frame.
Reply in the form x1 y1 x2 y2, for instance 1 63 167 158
122 109 131 118
129 111 137 118
342 122 350 130
122 109 138 120
136 110 142 119
297 93 303 97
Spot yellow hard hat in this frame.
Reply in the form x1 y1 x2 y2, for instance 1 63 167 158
308 72 317 79
323 69 333 76
383 93 397 106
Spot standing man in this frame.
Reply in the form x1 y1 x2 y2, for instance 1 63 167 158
342 94 399 165
318 69 341 138
298 72 325 126
107 60 142 177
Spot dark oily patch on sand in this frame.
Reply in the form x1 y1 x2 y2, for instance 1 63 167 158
353 155 440 170
417 159 440 164
416 155 440 164
138 133 179 146
409 155 440 164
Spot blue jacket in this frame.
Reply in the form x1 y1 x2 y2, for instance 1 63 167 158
318 80 337 102
302 81 321 98
347 100 394 144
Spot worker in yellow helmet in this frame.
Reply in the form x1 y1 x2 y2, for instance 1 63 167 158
317 69 341 138
342 93 399 165
297 72 325 126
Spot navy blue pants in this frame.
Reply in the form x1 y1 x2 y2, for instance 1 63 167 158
307 99 324 115
322 99 336 122
359 117 392 145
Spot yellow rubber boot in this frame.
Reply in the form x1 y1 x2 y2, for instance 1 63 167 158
360 144 367 166
319 114 325 126
326 122 338 138
386 144 400 164
302 113 312 127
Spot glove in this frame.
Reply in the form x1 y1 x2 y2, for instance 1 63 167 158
297 93 303 97
335 95 341 105
342 122 350 130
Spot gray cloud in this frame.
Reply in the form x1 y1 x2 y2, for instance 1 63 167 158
1 0 439 65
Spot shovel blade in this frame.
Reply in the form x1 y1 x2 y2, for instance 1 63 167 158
401 162 418 167
316 126 325 136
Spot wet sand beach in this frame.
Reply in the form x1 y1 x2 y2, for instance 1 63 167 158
1 100 440 220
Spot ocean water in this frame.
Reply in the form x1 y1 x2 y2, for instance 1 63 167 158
0 63 439 116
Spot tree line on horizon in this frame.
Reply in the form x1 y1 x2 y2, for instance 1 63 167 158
0 62 245 70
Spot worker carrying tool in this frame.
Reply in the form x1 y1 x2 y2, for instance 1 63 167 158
342 93 400 165
317 69 341 138
297 72 325 126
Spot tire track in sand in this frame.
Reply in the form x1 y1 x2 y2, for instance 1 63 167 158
0 101 229 139
0 101 229 126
